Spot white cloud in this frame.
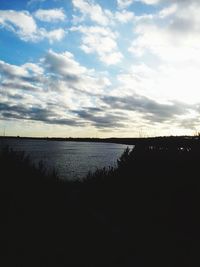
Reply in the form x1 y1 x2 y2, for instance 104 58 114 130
139 0 160 4
39 28 65 43
115 10 134 23
100 52 124 65
0 51 114 129
0 60 28 78
0 49 110 102
22 63 44 75
137 0 200 6
0 59 45 89
115 63 200 104
71 25 123 65
2 0 200 135
0 10 37 38
137 0 200 5
159 4 177 18
117 0 134 9
129 1 200 63
71 0 135 65
44 50 87 77
44 50 110 94
72 0 111 26
0 10 66 43
34 8 66 22
72 0 135 25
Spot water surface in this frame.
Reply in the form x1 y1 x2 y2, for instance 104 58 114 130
0 139 131 180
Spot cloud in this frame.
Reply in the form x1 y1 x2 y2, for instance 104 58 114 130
1 49 198 132
71 25 123 65
0 51 199 133
38 28 65 43
0 10 66 42
114 63 200 105
44 50 86 78
1 80 42 92
73 108 125 128
139 0 160 4
71 0 136 64
117 0 134 9
102 94 190 123
0 60 44 85
0 60 28 78
23 63 44 75
72 0 136 25
158 4 177 18
0 10 37 39
115 10 134 23
127 0 200 107
2 1 200 134
0 50 110 97
34 8 66 22
72 0 134 25
0 60 46 94
129 1 200 62
72 0 111 26
0 51 113 128
137 0 200 5
0 102 82 126
43 49 110 93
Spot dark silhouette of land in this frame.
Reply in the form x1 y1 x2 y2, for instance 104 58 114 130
1 136 200 266
1 134 200 146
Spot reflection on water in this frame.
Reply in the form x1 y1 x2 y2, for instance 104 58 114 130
0 139 132 180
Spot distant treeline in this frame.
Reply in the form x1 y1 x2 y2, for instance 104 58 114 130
1 135 200 146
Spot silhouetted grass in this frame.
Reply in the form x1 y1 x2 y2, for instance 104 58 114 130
2 141 200 266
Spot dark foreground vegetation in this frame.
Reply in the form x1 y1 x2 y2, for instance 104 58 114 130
1 140 200 266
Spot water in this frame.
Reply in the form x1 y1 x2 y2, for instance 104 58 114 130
0 139 132 180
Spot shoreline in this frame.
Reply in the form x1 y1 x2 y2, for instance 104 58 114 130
0 135 199 146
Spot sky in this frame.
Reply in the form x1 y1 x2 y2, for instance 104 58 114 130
0 0 200 137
